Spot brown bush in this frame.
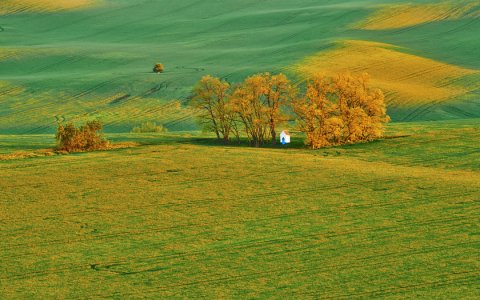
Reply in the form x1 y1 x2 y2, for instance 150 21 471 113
153 63 164 73
56 120 109 152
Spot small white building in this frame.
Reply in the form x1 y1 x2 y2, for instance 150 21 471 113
280 130 291 145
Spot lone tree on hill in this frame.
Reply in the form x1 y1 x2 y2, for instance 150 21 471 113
153 63 164 73
230 72 295 146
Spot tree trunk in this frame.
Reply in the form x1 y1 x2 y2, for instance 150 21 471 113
223 135 229 144
208 111 220 139
271 126 276 145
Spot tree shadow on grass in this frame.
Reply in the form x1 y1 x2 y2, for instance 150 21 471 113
120 133 408 152
129 134 310 150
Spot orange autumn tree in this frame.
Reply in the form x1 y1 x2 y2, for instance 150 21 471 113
230 74 269 147
264 73 296 144
153 63 164 73
335 73 390 143
231 72 295 147
292 75 340 149
191 72 387 149
191 75 239 143
293 73 389 149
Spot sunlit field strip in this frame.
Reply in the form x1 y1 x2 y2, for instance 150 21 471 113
0 0 99 14
293 40 479 118
356 1 480 30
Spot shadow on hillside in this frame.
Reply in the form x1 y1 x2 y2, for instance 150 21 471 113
124 135 309 150
115 133 411 152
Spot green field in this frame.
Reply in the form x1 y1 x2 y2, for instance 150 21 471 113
1 121 479 298
1 0 479 133
1 0 480 298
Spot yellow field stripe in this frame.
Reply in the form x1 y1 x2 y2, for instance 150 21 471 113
356 1 479 30
0 0 100 14
292 40 479 107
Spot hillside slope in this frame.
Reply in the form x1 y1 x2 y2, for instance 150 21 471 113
0 0 479 133
1 120 479 298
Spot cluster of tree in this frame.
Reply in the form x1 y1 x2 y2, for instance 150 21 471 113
192 73 295 147
56 120 109 152
192 72 390 149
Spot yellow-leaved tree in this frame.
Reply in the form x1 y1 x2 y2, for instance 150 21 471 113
231 72 295 147
264 73 297 144
335 73 390 143
292 75 338 149
293 73 389 149
191 75 239 143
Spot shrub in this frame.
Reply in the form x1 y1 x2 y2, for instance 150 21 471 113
153 63 164 73
131 122 168 133
56 120 109 152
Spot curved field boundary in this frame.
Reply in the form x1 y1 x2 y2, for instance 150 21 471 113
355 1 480 30
292 40 479 120
0 0 100 15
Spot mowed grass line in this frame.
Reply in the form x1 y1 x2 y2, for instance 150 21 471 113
1 127 479 298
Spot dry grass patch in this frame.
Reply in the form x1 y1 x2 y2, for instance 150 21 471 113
108 141 139 150
356 1 480 30
0 149 55 160
0 142 138 161
293 40 479 106
0 48 23 61
0 80 24 98
0 0 99 14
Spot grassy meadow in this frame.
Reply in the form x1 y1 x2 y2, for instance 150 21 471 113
0 0 479 133
1 0 480 298
1 120 479 298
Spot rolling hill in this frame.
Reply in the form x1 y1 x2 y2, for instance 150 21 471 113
0 0 479 134
1 1 479 298
1 120 479 298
